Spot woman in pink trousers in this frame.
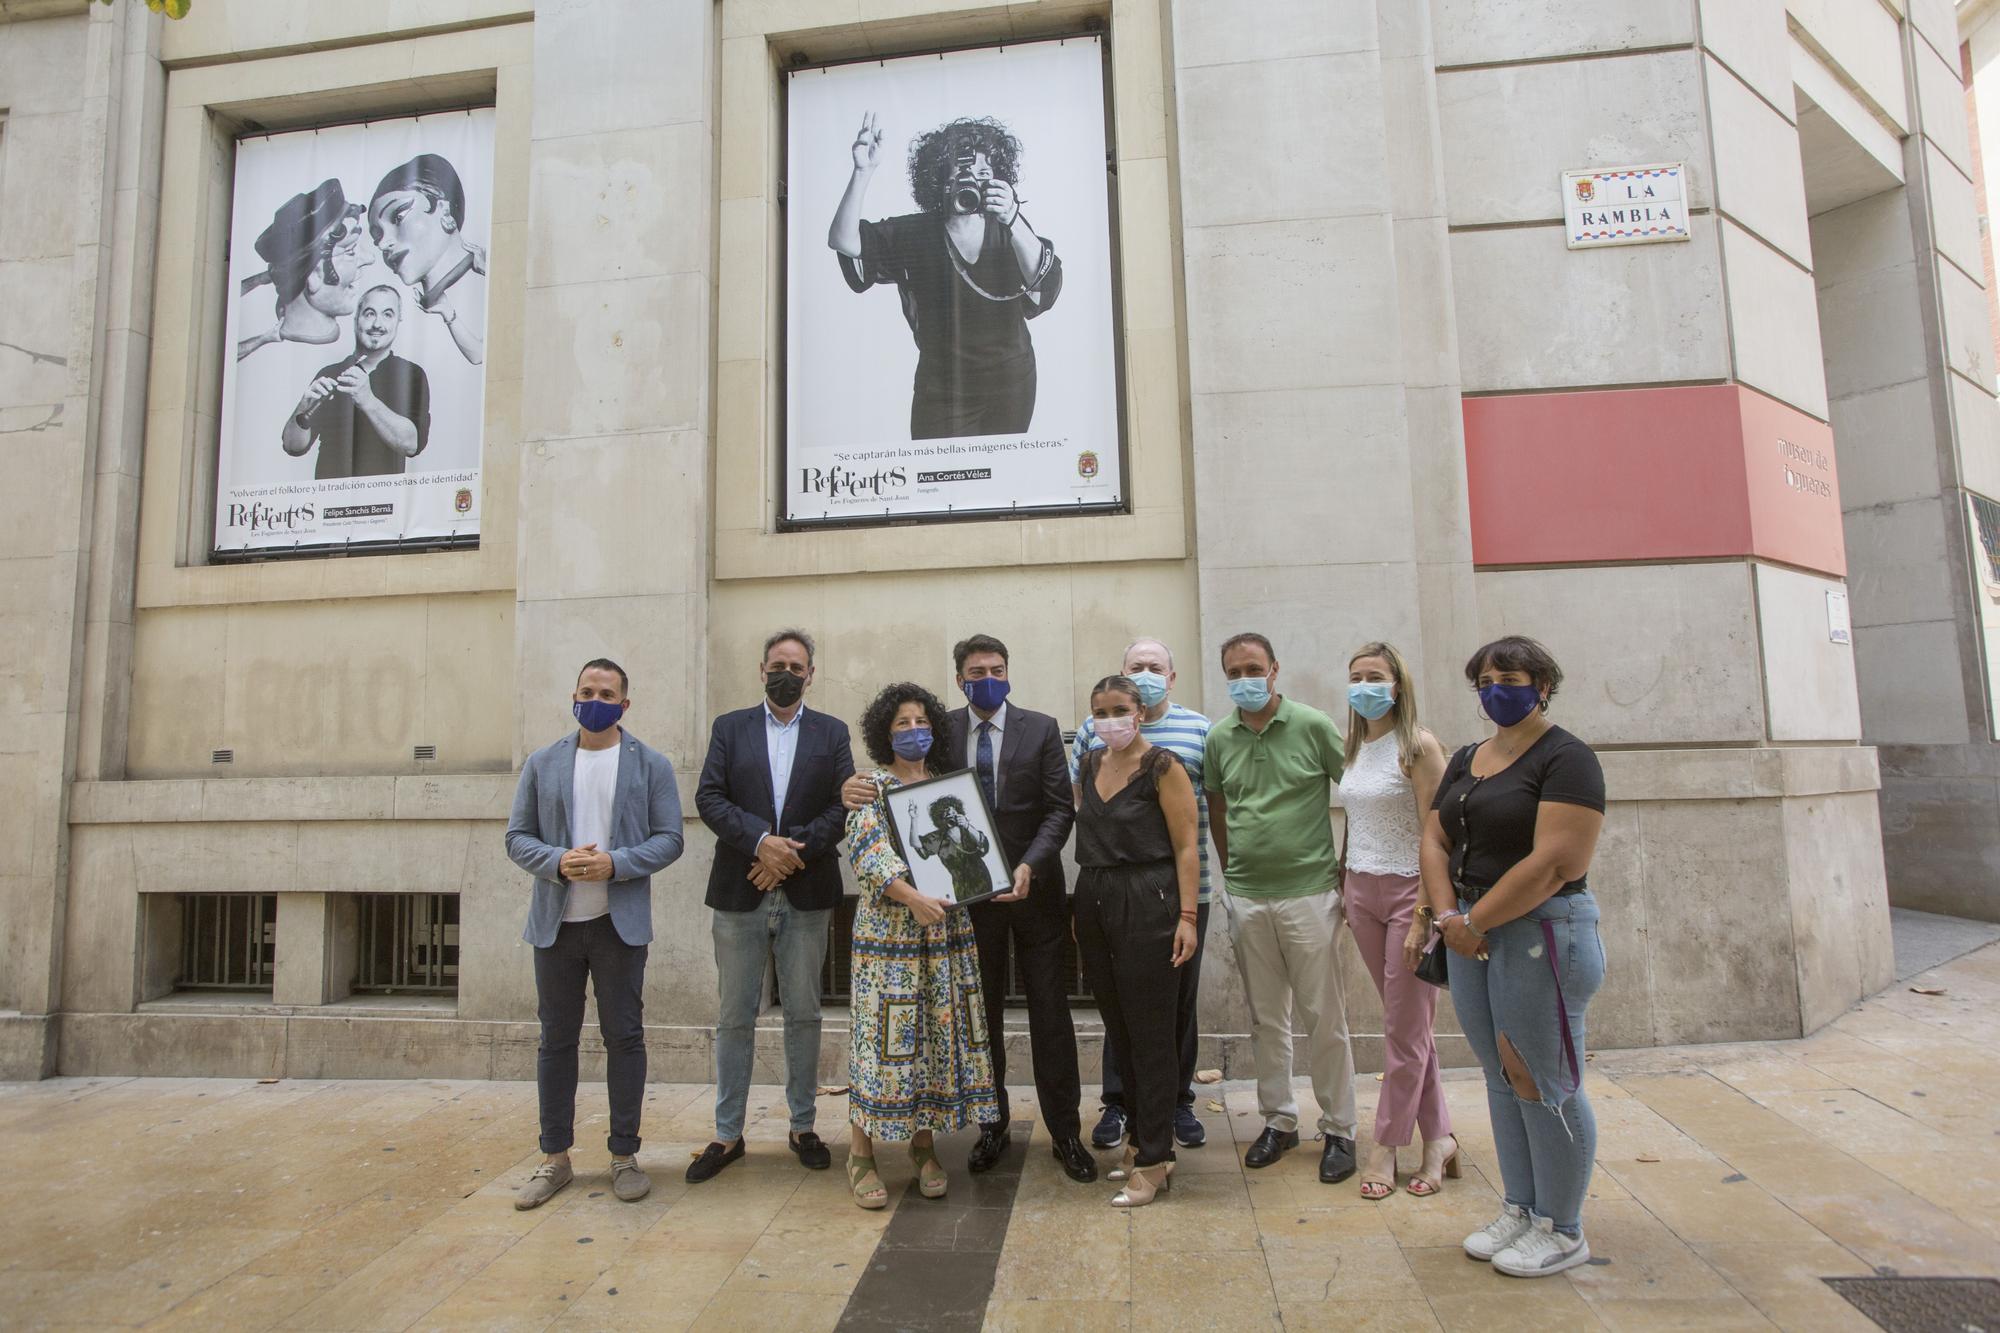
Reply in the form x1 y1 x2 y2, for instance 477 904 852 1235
1338 642 1456 1199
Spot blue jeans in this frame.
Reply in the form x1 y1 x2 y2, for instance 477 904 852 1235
1449 891 1604 1235
712 894 830 1143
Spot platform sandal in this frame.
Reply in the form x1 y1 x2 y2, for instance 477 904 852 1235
847 1153 889 1209
910 1139 948 1198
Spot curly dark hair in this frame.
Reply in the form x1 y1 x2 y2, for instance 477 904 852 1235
907 116 1022 216
859 681 954 771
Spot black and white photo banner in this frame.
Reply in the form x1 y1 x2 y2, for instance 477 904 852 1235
214 109 495 556
785 38 1124 526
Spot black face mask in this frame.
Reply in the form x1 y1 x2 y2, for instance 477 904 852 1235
765 669 805 708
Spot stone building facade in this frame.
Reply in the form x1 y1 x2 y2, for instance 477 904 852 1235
0 0 1981 1082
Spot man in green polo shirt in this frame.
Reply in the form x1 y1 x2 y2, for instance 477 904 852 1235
1204 632 1358 1184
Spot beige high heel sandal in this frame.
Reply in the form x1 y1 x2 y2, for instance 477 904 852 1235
1407 1135 1460 1197
1106 1145 1138 1182
1358 1142 1398 1201
1110 1160 1174 1208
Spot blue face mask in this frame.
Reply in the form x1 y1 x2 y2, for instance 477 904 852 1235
1227 676 1271 711
891 726 933 761
962 675 1010 713
1348 681 1396 721
1127 670 1169 708
573 698 624 734
1479 682 1542 728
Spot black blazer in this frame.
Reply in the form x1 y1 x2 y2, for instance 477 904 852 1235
696 704 856 913
944 703 1075 901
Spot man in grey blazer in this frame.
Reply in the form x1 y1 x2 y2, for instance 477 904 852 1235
505 658 685 1210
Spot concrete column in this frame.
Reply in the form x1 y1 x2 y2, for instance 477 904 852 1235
0 3 162 1076
1171 2 1480 1050
1174 2 1461 710
273 892 350 1007
1844 13 2000 920
511 0 715 1030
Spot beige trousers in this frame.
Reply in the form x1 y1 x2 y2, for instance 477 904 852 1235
1226 887 1359 1138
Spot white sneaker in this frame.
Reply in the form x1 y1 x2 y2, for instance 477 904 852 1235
1492 1214 1590 1278
1463 1202 1532 1261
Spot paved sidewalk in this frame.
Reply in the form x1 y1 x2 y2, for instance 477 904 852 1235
2 944 1999 1330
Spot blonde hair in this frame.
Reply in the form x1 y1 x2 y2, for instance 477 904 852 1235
1345 641 1423 775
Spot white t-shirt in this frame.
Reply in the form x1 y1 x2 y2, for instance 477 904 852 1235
563 742 622 922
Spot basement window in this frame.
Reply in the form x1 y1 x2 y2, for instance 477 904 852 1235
176 893 276 991
352 893 459 996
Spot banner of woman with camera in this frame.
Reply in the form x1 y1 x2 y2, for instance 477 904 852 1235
213 109 495 557
784 37 1125 527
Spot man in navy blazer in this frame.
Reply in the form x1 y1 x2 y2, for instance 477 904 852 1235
505 658 685 1211
688 629 856 1183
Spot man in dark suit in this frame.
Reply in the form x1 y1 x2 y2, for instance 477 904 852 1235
689 629 855 1183
951 634 1091 1180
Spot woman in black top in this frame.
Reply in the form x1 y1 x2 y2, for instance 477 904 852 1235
828 114 1063 439
1418 637 1606 1280
1072 675 1200 1207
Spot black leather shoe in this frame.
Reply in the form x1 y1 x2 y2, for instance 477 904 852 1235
1243 1127 1299 1169
1053 1135 1099 1183
1090 1104 1128 1149
684 1138 745 1183
967 1123 1008 1174
1319 1135 1357 1184
1174 1103 1207 1148
788 1131 831 1170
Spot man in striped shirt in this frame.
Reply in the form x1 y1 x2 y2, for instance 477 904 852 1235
1071 638 1213 1149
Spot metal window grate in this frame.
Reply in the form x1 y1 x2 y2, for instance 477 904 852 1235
211 749 233 764
353 893 459 995
413 744 437 762
177 893 276 990
818 895 1093 1006
1973 492 2000 586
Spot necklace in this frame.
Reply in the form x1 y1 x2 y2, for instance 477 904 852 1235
1495 719 1548 757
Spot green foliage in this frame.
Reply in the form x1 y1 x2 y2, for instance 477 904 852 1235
94 0 193 18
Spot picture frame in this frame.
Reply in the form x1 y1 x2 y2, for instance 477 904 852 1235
882 768 1012 910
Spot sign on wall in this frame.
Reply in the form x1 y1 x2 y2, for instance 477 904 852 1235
1562 163 1690 249
214 110 495 557
783 37 1125 527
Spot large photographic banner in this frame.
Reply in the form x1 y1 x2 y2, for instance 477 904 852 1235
785 38 1124 525
214 110 495 557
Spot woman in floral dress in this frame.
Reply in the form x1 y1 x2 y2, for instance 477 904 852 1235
844 681 1000 1208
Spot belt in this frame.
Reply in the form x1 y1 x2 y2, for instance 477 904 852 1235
1455 880 1584 903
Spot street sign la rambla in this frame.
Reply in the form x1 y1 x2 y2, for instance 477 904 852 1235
1562 163 1690 249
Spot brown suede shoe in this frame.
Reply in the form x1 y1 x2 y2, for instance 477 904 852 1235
514 1159 573 1210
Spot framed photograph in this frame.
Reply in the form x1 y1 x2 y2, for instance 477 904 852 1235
884 769 1012 909
213 108 496 559
782 35 1126 527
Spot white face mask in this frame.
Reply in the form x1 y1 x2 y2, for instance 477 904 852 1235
1095 715 1140 750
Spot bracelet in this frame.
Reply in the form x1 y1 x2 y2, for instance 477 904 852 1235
1462 910 1488 939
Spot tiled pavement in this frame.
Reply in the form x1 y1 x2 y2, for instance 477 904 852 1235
4 943 2000 1330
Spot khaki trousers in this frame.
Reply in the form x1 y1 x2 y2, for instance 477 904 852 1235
1226 887 1359 1139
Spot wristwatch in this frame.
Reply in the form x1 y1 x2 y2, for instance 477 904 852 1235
1414 904 1436 924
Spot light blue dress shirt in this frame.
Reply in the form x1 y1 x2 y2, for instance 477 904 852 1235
764 701 805 826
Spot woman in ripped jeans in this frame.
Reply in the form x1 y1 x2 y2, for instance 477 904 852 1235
1419 635 1606 1279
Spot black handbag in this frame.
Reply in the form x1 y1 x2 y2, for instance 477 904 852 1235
1414 936 1450 988
1342 780 1451 988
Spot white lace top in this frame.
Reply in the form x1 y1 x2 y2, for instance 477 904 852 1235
1337 733 1421 877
